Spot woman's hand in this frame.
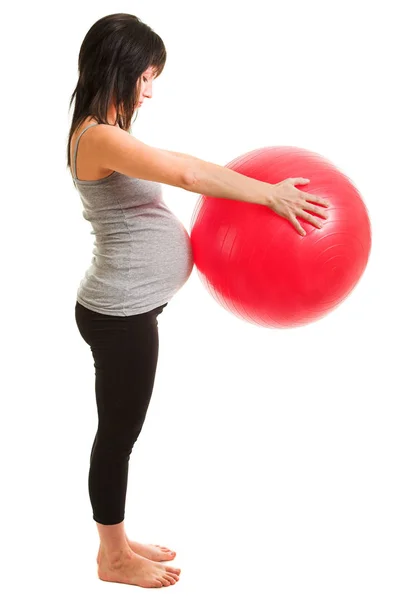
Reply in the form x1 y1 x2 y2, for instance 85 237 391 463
265 178 330 236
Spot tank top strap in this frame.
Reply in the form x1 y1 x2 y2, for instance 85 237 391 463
72 122 100 180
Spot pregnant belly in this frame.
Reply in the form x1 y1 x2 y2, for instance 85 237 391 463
146 220 194 288
91 216 194 290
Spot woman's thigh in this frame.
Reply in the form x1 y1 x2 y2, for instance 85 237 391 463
75 301 167 434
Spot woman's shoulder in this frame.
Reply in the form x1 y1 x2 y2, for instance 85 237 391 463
71 118 116 181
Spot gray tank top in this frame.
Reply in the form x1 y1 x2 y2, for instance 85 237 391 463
72 123 194 316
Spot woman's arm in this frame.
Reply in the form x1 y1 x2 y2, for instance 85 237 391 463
95 125 271 206
157 148 198 162
159 148 271 206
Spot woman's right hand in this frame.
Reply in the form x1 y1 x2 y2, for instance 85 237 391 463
264 177 330 236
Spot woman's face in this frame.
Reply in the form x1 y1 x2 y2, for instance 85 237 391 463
136 67 156 108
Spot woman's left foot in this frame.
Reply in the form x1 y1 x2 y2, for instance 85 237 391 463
97 540 176 564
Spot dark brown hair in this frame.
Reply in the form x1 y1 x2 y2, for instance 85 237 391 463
66 13 167 173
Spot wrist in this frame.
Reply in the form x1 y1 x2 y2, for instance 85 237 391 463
260 182 275 208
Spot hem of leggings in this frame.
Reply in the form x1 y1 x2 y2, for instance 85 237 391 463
93 515 125 525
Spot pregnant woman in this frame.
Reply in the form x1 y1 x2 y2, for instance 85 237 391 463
68 12 328 590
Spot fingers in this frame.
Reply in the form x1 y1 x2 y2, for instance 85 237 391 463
288 177 310 185
297 209 324 229
305 193 330 208
288 213 306 236
288 209 326 236
303 201 329 219
288 178 330 207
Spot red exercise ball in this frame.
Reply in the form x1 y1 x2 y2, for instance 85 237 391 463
190 146 372 328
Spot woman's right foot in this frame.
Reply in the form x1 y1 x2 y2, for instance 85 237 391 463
98 548 181 588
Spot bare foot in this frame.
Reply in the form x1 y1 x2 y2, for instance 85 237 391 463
97 539 176 564
98 548 181 588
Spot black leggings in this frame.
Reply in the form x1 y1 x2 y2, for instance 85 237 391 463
74 300 168 525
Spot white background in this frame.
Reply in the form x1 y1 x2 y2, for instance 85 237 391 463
2 0 399 598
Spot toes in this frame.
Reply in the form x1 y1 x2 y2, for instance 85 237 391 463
165 569 179 579
164 574 177 585
153 544 176 558
166 566 181 575
155 544 175 554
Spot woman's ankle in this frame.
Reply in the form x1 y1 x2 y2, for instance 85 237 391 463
102 544 133 566
96 520 131 563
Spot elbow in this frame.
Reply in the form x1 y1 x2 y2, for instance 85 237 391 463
181 168 196 191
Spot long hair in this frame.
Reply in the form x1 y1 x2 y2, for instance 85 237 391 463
66 13 167 173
